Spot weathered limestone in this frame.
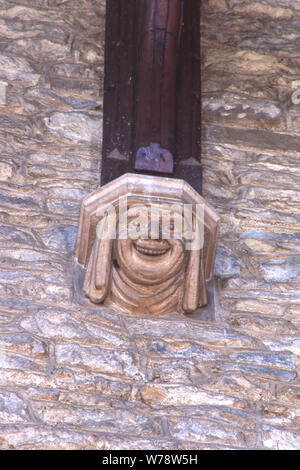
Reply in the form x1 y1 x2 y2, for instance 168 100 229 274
0 0 298 451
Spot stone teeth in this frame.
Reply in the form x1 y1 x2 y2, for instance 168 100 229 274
135 246 168 256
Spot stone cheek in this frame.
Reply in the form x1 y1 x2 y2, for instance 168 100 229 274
0 0 299 451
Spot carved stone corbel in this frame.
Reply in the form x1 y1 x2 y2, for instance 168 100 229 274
75 174 220 317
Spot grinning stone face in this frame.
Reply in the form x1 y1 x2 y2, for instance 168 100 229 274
115 236 186 286
114 202 188 286
77 173 220 316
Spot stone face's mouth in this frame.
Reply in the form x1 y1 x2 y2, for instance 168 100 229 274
133 239 170 257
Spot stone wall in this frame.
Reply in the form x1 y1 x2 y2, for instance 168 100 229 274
0 0 299 450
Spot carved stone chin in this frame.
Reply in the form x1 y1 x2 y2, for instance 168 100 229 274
75 174 220 317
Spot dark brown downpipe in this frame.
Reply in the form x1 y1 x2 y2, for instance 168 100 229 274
134 0 182 173
101 0 201 192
